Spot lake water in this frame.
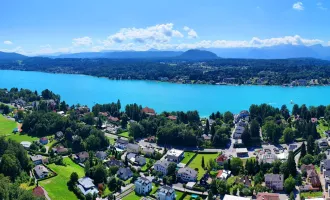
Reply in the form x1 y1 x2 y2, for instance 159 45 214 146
0 70 329 116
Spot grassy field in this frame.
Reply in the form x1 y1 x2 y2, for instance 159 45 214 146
188 153 219 179
181 152 196 164
151 183 159 194
39 157 85 200
141 158 154 171
176 191 186 199
0 115 39 142
300 191 323 199
122 192 142 200
118 131 129 138
0 115 17 136
317 119 328 138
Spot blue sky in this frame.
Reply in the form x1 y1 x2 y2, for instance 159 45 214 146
1 0 330 55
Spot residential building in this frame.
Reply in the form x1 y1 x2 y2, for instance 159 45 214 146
135 177 152 195
156 185 176 200
20 141 31 149
127 143 140 153
75 151 89 163
216 170 231 180
233 126 245 139
154 159 172 175
95 151 107 160
200 173 213 187
307 169 321 188
141 147 155 156
77 177 98 195
30 155 43 165
299 184 320 192
34 165 49 179
55 131 64 140
108 116 119 122
256 193 280 200
104 158 124 168
321 159 330 172
177 167 197 182
301 164 315 173
236 148 248 157
236 176 251 187
135 155 147 166
202 134 212 140
117 167 133 180
265 174 284 191
115 138 129 149
216 154 228 166
32 186 45 198
142 107 156 116
39 137 48 145
259 153 277 164
223 195 251 200
166 149 184 163
52 146 68 154
319 139 328 148
167 115 177 121
288 144 298 152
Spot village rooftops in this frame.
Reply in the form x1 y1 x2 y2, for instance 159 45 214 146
135 177 151 185
32 186 45 197
142 107 156 115
236 148 248 154
116 138 129 144
157 185 175 195
256 193 279 200
30 155 43 162
177 167 198 177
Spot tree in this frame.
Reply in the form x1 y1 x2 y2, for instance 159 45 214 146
250 120 260 138
70 172 79 184
167 162 177 176
91 165 107 184
300 154 314 165
223 112 234 124
287 152 297 177
289 192 295 200
283 127 294 143
300 142 306 159
254 172 264 185
121 113 129 129
230 157 243 175
292 104 300 116
202 156 205 169
210 124 216 136
241 125 251 146
98 117 103 129
0 154 21 180
207 190 213 200
284 176 296 193
17 110 24 119
307 135 315 155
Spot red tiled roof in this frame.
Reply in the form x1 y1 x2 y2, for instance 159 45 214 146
40 137 48 141
167 115 177 120
256 193 279 200
216 170 223 178
32 186 45 197
142 107 156 114
216 154 228 162
108 116 119 122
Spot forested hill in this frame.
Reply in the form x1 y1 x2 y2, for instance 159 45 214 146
178 49 218 60
1 56 330 85
0 51 27 60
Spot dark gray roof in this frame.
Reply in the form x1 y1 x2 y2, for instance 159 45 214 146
324 159 330 169
158 186 175 195
135 177 151 185
324 170 330 177
105 159 124 168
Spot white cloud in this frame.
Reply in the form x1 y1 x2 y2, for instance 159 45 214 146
183 26 198 39
317 2 327 10
293 2 304 11
3 40 13 45
103 23 184 46
72 36 93 46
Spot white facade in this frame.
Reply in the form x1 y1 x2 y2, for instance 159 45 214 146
154 160 171 175
135 177 152 195
166 149 184 163
156 186 176 200
177 167 197 182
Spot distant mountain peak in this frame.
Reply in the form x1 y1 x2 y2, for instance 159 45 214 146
178 49 218 60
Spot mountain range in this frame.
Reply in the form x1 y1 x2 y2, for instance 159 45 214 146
1 44 330 60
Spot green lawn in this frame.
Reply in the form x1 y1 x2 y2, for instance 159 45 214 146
227 176 237 186
151 183 159 194
122 192 143 200
39 157 85 200
0 115 39 142
141 158 154 172
118 131 129 138
176 191 185 200
181 152 196 164
317 119 328 138
0 115 17 136
188 153 219 179
300 191 323 199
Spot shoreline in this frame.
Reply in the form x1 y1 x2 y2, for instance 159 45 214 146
0 69 328 88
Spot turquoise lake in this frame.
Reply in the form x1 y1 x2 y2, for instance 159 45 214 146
0 70 329 116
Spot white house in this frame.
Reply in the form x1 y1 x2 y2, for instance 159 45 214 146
154 159 171 175
34 165 49 179
77 177 98 195
135 177 152 195
166 149 184 163
177 167 197 182
156 185 176 200
265 174 284 191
